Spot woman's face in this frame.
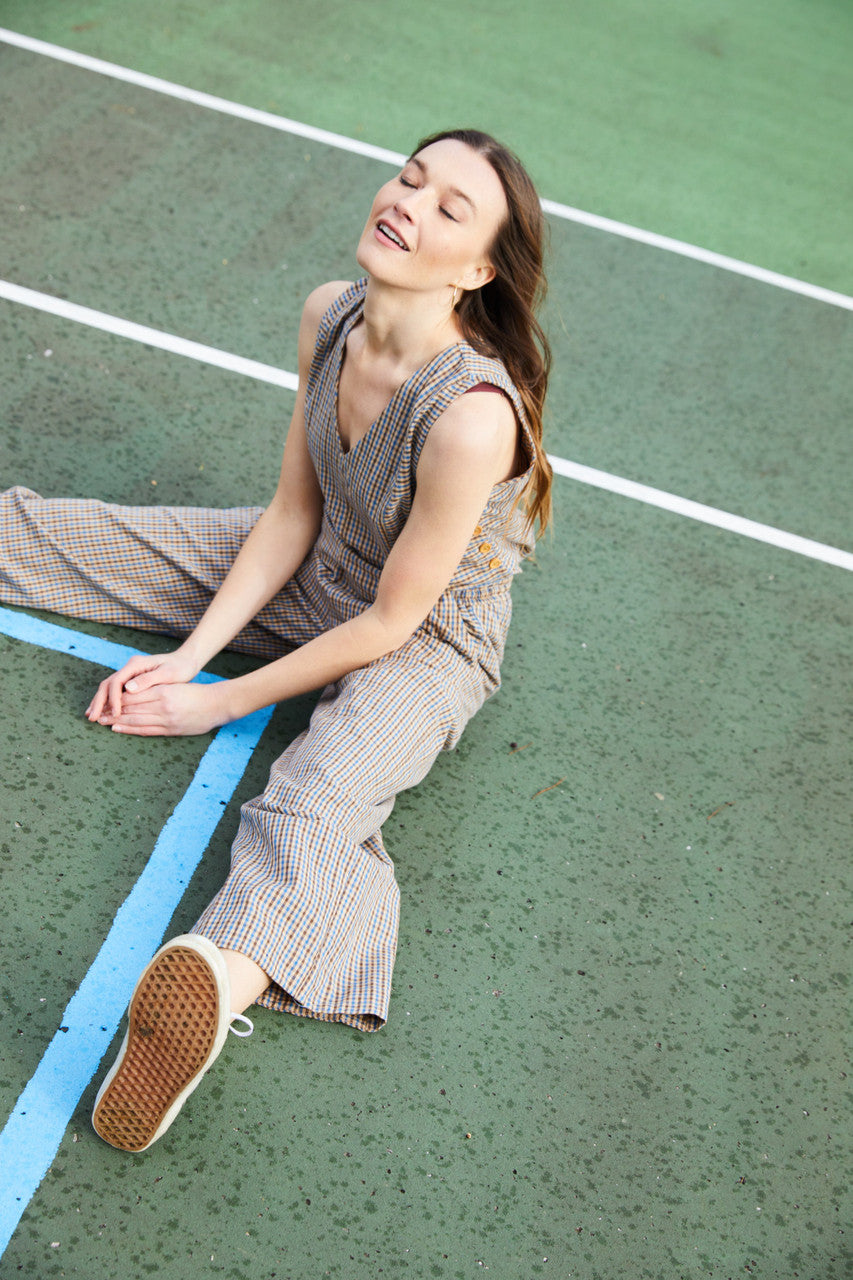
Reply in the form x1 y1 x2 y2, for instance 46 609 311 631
356 139 508 297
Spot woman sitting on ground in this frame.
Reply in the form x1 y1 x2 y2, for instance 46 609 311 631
0 127 552 1151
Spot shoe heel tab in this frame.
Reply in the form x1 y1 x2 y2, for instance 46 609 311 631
229 1013 254 1038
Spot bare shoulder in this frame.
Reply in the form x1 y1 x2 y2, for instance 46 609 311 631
427 387 518 463
295 280 354 373
301 280 354 331
417 387 519 489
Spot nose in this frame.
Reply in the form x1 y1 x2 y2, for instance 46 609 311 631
394 187 424 223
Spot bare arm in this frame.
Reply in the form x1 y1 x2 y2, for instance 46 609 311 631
103 387 518 735
86 282 347 724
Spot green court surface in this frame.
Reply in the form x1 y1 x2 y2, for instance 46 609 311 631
1 4 851 1279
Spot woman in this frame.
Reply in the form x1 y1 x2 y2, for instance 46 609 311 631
1 128 552 1151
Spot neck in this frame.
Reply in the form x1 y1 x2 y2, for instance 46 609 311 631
361 277 462 367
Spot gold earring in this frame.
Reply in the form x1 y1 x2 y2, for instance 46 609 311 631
451 284 460 309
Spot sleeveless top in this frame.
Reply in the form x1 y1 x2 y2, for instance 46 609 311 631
301 279 537 633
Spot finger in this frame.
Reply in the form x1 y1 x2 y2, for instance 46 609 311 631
98 658 160 718
109 704 166 728
86 677 110 721
111 688 204 737
118 655 160 686
111 722 167 737
112 684 176 716
87 666 124 718
117 687 170 712
88 671 125 721
123 667 170 695
93 678 124 722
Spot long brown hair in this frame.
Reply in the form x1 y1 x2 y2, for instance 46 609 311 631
412 128 553 535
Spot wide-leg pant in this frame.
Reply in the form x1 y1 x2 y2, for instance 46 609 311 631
1 487 502 1030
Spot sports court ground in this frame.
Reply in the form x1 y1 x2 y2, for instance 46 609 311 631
0 3 850 1277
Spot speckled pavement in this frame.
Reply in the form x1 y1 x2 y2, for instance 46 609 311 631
0 4 850 1277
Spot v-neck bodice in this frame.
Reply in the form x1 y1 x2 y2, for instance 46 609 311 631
334 324 467 460
300 278 536 620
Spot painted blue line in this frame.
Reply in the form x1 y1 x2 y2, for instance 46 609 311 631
0 604 214 675
0 608 274 1254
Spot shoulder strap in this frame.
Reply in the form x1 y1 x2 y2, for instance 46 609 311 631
306 278 367 396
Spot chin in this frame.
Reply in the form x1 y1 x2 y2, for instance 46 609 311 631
356 241 405 287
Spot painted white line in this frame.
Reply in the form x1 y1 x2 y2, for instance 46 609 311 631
0 27 404 167
548 456 853 572
3 278 850 572
540 200 853 312
2 25 852 313
0 281 298 390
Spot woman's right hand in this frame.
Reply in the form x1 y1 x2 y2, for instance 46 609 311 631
85 649 200 725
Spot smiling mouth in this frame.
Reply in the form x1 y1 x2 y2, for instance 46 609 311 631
376 221 409 251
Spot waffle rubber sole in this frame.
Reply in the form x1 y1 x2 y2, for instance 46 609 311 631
92 935 230 1152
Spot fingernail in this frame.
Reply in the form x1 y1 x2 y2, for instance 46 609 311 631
126 681 138 692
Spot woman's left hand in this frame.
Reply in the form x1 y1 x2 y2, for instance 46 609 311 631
96 680 229 737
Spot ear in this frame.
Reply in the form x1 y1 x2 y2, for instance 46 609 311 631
460 260 496 292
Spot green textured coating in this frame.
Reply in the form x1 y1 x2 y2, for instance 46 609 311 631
2 0 853 294
0 9 851 1280
3 54 850 546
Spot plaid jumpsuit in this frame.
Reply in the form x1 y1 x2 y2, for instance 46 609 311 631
1 279 536 1031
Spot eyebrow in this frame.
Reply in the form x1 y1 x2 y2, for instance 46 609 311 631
409 156 478 213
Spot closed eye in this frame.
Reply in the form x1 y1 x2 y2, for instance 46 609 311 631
399 171 458 219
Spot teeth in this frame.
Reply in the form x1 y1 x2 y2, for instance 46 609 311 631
379 222 407 250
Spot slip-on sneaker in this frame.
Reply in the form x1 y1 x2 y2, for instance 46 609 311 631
92 934 242 1152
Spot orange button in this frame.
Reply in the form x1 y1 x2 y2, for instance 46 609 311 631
478 541 492 554
473 525 483 537
488 557 501 569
